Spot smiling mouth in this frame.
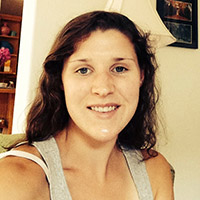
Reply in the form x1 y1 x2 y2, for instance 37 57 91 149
88 105 119 113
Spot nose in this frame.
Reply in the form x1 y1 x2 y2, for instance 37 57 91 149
91 72 115 97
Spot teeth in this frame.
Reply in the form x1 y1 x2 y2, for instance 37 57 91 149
91 106 117 113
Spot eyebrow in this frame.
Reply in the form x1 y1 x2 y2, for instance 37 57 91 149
69 59 88 63
69 57 137 63
114 57 136 62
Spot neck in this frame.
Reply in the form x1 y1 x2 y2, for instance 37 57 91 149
55 128 121 183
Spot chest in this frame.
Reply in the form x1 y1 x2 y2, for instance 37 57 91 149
63 167 139 200
33 139 153 200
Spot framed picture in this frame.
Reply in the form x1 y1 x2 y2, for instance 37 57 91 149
157 0 198 49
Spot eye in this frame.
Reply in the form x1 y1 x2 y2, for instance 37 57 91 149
112 66 128 73
77 67 91 75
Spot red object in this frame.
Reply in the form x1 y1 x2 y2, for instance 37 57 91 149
0 47 11 71
1 22 10 35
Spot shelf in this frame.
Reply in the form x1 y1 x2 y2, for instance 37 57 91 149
0 13 21 134
0 72 16 75
0 88 15 93
0 13 22 22
0 35 19 40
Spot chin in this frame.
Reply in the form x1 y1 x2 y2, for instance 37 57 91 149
88 129 119 145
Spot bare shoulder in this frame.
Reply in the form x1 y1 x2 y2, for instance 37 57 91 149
0 145 49 200
141 150 174 200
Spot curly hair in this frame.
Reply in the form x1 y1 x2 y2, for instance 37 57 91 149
26 11 159 153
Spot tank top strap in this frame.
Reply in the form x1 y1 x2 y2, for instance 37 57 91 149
122 148 154 200
33 137 72 200
0 149 50 182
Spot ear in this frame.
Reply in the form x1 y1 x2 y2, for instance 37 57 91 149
140 70 144 87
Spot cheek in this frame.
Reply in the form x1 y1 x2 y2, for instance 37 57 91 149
120 79 141 102
63 79 90 107
126 83 141 119
63 84 81 121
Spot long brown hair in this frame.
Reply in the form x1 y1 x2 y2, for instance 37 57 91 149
26 11 159 152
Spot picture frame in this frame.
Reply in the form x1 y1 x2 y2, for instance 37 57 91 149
157 0 198 49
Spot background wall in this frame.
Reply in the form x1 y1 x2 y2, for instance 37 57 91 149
12 0 200 199
151 0 200 199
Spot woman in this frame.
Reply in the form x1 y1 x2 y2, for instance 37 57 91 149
0 11 174 199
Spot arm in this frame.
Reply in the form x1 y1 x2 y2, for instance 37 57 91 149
0 156 49 200
143 151 174 200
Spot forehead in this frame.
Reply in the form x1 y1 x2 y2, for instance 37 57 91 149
71 29 136 59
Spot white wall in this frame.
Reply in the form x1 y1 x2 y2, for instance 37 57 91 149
12 0 200 199
151 1 200 199
157 47 200 199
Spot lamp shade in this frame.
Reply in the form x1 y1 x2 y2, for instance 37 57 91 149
104 0 176 48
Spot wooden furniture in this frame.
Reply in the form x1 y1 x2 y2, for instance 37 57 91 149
0 14 22 134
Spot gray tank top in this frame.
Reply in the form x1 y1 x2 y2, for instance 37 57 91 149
33 137 153 200
0 136 153 199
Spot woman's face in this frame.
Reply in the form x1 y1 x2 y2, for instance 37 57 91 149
62 29 143 145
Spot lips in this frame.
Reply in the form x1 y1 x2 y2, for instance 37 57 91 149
87 104 120 113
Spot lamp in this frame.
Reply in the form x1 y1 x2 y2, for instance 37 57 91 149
104 0 176 48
